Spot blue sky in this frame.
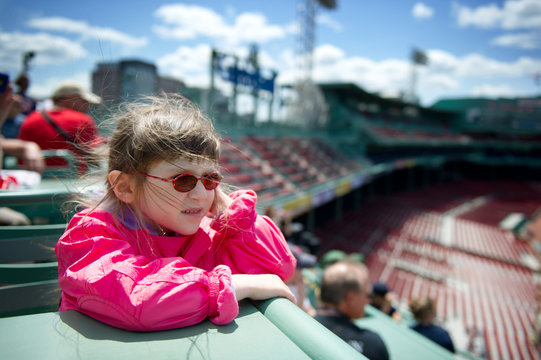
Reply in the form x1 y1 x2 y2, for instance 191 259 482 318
1 0 540 110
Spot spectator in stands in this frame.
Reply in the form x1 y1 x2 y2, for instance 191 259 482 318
287 242 317 316
315 260 390 360
409 297 455 353
55 95 297 331
318 249 364 269
1 94 24 138
264 205 293 239
0 82 43 225
318 249 347 269
0 83 44 173
370 281 402 322
18 82 102 174
14 73 36 115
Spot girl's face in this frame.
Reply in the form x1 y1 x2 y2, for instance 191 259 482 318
139 157 217 236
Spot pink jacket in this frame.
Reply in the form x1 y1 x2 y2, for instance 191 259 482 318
55 190 296 331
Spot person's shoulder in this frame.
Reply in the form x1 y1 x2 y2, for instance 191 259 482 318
60 108 91 118
315 312 359 333
21 110 42 123
314 312 343 329
18 111 43 137
430 324 452 337
356 326 386 342
413 323 450 337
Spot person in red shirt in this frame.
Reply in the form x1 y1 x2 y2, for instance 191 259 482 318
18 83 101 174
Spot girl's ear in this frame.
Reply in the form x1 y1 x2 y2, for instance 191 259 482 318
108 170 136 204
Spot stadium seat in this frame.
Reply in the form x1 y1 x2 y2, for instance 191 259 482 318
0 280 60 318
0 263 58 284
0 223 62 317
0 224 64 263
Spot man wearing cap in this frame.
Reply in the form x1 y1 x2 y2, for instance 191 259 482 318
370 281 402 322
18 82 102 173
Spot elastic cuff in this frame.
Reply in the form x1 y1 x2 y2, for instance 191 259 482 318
208 265 239 325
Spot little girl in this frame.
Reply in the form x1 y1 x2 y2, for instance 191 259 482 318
55 95 296 331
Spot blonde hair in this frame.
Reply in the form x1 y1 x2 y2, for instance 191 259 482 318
77 95 223 234
409 297 436 324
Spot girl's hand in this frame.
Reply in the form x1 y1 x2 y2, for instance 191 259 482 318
231 274 297 304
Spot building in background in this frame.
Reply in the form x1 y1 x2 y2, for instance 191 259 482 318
92 59 185 104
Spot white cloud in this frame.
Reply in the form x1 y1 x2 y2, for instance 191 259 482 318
314 44 345 64
153 4 227 40
156 44 212 88
420 50 541 103
500 0 541 29
427 49 541 78
0 31 87 70
317 14 344 32
234 13 286 43
425 49 459 72
27 16 148 48
288 44 541 105
453 0 541 29
412 3 434 20
153 4 286 45
29 72 91 99
459 53 536 78
492 31 541 49
153 40 541 106
311 44 411 94
453 2 502 28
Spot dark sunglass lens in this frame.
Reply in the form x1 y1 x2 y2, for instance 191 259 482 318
203 174 221 190
174 175 198 192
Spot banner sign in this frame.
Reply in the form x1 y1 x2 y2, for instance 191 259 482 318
312 187 335 207
213 50 276 94
334 179 351 197
350 174 365 189
283 193 312 216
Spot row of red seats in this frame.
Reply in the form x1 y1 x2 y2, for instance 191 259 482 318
314 180 541 360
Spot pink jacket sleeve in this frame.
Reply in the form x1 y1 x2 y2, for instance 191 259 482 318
209 190 296 282
55 212 239 331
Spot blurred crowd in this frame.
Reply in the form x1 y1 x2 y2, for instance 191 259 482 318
0 71 102 225
266 206 456 359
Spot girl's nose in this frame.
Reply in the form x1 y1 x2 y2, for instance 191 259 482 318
187 179 207 199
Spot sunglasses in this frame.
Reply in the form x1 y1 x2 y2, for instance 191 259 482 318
140 172 222 192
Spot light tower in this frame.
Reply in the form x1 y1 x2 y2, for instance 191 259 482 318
296 0 336 81
408 48 428 104
289 0 337 128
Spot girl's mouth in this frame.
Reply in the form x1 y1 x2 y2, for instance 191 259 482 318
182 208 202 215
